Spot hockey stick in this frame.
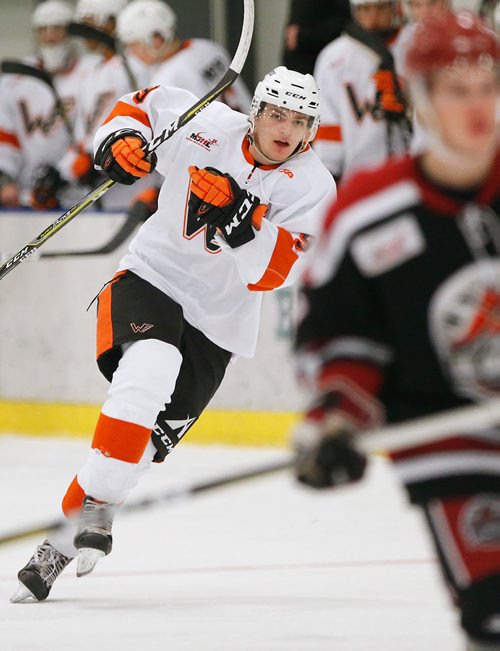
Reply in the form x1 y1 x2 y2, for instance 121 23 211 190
40 200 149 258
67 22 139 90
1 399 499 546
0 457 290 546
0 60 76 142
0 0 254 280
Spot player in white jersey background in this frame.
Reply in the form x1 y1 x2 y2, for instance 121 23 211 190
0 1 95 208
120 0 252 114
11 66 336 602
34 0 153 212
313 0 412 183
293 12 499 651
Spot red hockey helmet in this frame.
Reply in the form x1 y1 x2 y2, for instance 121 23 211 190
405 11 499 77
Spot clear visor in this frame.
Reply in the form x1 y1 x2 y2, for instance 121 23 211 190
255 102 316 129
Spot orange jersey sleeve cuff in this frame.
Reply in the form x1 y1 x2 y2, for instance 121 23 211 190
248 227 298 292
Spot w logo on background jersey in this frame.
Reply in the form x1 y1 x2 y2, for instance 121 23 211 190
20 98 74 136
345 83 382 122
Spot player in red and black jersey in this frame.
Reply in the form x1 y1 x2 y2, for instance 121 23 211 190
294 12 500 651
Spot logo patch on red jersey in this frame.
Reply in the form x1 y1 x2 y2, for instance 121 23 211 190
460 496 500 548
351 214 425 276
429 259 500 399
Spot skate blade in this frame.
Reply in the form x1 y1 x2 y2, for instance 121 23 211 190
76 548 105 577
10 582 36 603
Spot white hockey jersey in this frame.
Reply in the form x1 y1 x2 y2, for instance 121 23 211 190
0 54 95 205
313 32 408 181
93 85 336 357
150 39 251 114
57 53 155 211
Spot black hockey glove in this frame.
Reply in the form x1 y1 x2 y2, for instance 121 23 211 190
31 165 67 210
94 129 157 185
293 417 367 489
129 186 160 223
188 165 268 249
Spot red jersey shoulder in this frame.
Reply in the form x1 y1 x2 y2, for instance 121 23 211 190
322 155 416 234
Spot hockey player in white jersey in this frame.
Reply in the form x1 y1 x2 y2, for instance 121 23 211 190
119 0 252 113
313 0 411 183
11 67 336 602
32 0 157 211
293 12 499 651
0 1 95 208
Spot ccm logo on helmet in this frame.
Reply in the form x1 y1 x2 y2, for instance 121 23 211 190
285 92 307 100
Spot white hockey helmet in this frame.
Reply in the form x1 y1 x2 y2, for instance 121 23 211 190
75 0 129 26
117 0 176 45
32 0 73 28
250 66 321 146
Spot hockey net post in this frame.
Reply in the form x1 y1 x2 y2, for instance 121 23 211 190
0 0 255 280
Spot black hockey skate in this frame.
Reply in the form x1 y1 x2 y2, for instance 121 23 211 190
11 539 73 602
74 496 116 577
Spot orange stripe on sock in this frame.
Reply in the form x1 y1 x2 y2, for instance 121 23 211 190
61 475 85 517
102 100 151 129
92 412 152 463
248 227 298 291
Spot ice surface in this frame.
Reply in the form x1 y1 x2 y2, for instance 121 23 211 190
0 436 463 650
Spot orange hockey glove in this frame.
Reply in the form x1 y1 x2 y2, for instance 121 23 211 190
95 129 157 185
188 166 268 249
373 69 406 121
69 145 103 187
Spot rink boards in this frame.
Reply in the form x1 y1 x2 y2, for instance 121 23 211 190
0 210 305 444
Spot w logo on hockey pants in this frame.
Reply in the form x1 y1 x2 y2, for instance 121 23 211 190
130 323 155 333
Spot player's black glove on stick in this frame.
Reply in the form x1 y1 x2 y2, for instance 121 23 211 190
95 129 157 185
188 166 268 249
293 411 367 489
31 165 67 210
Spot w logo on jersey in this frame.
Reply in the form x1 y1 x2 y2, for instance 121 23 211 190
184 204 220 254
345 84 383 122
20 98 74 136
184 179 221 254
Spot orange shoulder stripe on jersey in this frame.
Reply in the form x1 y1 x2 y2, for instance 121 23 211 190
0 129 20 149
96 270 127 360
315 125 343 143
102 100 151 129
248 227 298 292
92 412 153 464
